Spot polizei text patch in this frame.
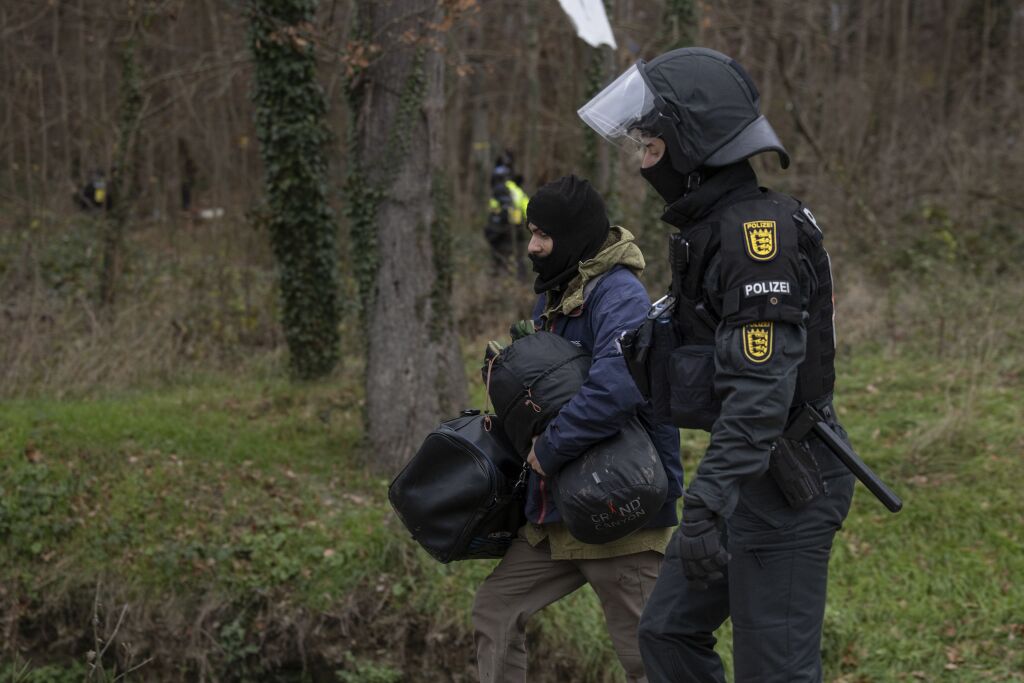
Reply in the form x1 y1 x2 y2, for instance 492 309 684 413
744 280 791 297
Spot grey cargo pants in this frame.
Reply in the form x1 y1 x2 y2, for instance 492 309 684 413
473 527 662 683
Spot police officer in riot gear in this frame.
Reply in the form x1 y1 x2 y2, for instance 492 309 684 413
485 156 530 277
579 47 856 682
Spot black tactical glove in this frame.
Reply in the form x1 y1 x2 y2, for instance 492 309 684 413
675 493 731 589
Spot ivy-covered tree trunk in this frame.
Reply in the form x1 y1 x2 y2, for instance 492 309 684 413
99 36 143 309
249 0 340 379
347 0 467 473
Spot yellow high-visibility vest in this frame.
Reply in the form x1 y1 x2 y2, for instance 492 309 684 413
505 180 529 226
489 180 529 226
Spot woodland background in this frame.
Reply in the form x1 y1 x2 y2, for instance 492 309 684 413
0 0 1022 681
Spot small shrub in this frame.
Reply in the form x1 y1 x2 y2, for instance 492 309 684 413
0 458 78 561
0 658 89 683
336 653 403 683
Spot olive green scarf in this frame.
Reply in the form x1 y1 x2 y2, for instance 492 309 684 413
542 226 645 320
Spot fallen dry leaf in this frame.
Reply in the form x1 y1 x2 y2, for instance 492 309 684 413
342 493 369 506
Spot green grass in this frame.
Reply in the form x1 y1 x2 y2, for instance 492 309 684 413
818 346 1024 681
1 342 1022 681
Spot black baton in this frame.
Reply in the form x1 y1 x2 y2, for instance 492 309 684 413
785 405 903 513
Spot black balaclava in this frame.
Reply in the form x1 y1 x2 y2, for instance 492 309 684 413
640 142 695 204
527 175 610 294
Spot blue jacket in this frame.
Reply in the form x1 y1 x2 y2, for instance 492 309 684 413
527 265 683 528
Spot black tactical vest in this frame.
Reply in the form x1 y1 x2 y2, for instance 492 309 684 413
669 190 835 407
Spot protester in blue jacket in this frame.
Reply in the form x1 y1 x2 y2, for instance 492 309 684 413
472 175 683 683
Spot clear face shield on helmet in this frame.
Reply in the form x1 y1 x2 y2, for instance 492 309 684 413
577 64 661 157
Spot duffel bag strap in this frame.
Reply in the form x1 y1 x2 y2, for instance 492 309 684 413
483 352 499 431
514 461 530 493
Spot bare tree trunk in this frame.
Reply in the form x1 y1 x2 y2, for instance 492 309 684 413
888 0 910 154
37 67 48 198
54 4 73 189
348 0 467 473
1009 0 1021 110
522 0 540 191
978 0 994 101
100 16 144 309
596 44 614 194
76 0 89 181
467 12 490 204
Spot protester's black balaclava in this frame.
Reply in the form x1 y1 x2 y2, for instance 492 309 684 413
527 175 610 294
640 142 692 204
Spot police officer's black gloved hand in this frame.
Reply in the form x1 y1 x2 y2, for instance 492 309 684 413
676 493 731 589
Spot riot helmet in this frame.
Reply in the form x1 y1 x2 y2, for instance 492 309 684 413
578 47 790 176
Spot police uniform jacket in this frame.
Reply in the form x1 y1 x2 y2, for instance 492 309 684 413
662 161 837 518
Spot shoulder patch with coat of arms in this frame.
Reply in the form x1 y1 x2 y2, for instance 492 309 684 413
742 321 774 363
743 220 777 261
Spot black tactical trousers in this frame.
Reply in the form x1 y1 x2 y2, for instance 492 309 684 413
638 460 854 682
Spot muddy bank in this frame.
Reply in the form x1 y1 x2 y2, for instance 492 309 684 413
3 581 610 682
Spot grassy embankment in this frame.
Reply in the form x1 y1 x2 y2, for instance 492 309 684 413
2 334 1022 682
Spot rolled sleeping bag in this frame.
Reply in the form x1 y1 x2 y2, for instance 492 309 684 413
551 417 668 544
483 331 591 456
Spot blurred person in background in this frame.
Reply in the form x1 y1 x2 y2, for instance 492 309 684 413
484 151 530 277
72 168 113 212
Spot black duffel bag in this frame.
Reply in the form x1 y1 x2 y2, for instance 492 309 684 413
551 417 667 544
483 331 591 456
388 410 528 563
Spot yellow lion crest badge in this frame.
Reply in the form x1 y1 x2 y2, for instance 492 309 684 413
743 220 777 261
742 321 774 363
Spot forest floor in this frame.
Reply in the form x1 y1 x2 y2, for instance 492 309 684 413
1 338 1023 682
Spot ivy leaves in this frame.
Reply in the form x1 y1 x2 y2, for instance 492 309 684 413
249 0 340 380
